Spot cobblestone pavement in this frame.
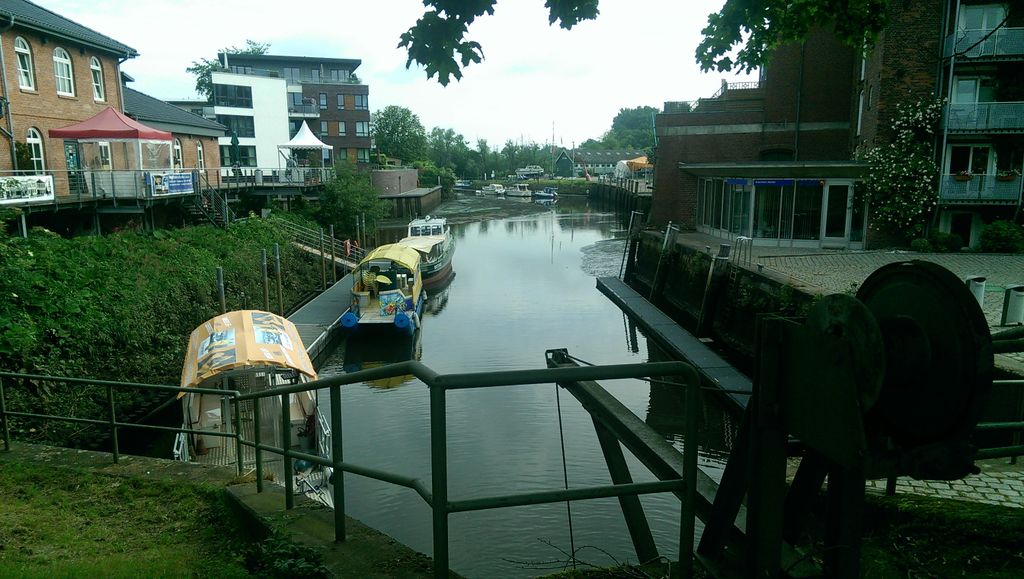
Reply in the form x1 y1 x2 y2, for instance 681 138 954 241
866 468 1024 509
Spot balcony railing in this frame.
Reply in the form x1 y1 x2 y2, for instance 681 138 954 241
944 27 1024 59
287 104 320 116
945 102 1024 132
939 174 1022 203
663 101 698 113
709 81 762 99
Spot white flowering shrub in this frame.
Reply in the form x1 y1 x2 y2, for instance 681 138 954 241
860 98 943 236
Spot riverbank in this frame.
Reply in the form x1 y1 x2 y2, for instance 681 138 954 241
0 442 450 578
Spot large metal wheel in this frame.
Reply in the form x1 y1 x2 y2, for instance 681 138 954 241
856 260 993 447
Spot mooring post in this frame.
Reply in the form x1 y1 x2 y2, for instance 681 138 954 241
320 228 327 290
0 377 10 451
233 398 244 477
254 399 264 493
216 267 226 314
106 385 119 463
329 224 338 282
274 243 284 316
282 393 294 510
649 221 675 301
680 372 700 578
261 249 270 312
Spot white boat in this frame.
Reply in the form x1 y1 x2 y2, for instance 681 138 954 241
515 165 544 179
479 183 505 195
340 244 427 335
506 183 532 197
174 310 332 505
397 215 455 290
533 186 558 199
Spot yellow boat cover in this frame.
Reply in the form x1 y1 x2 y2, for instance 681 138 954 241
179 310 316 391
397 235 444 254
361 244 422 271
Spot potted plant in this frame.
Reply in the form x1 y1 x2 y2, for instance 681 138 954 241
996 168 1021 182
954 170 973 182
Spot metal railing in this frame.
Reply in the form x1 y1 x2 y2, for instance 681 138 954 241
0 355 703 578
709 81 762 100
287 104 320 116
664 101 698 114
945 102 1024 132
939 174 1022 203
944 27 1024 58
272 218 369 265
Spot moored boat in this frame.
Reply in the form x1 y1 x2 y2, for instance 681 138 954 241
533 186 558 199
506 183 532 197
174 310 332 504
479 183 505 195
340 244 426 335
397 215 455 289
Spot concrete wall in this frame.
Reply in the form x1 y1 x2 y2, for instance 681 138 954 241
371 168 419 195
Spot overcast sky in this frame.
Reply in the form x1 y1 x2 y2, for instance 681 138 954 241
42 0 755 148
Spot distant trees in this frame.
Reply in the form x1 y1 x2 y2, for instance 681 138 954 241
186 40 270 100
315 163 390 238
580 106 659 150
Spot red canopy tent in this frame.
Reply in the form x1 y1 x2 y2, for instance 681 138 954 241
49 107 172 171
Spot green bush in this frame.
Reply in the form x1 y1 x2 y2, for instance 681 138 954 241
928 231 964 253
910 238 933 252
978 220 1024 253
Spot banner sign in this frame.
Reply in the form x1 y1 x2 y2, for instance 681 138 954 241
753 179 794 186
149 172 195 196
0 175 55 205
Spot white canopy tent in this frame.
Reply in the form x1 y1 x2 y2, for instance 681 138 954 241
276 121 333 184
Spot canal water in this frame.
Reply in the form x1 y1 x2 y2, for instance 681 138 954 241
317 195 739 578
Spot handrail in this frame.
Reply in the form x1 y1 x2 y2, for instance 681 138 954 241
272 218 369 263
0 355 700 577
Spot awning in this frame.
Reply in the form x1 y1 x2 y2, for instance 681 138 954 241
360 244 421 272
49 106 172 142
179 310 316 392
278 121 332 150
626 156 652 171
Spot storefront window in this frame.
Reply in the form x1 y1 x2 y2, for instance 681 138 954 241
753 181 787 238
792 180 823 240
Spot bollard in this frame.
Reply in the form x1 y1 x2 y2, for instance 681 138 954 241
1002 285 1024 326
964 276 986 308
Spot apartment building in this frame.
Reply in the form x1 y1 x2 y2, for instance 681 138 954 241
651 0 1024 250
216 53 372 167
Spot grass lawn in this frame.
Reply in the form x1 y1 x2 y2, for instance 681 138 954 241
0 462 251 578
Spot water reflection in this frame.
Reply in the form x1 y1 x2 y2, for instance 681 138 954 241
342 332 422 390
317 195 735 578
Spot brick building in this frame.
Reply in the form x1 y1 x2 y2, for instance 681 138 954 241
651 0 1024 250
0 0 137 196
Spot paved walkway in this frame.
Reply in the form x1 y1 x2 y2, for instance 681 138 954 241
866 466 1024 509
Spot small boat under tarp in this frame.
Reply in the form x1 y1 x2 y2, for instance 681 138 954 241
174 310 332 505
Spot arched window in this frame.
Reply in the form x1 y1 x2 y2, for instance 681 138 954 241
90 57 105 101
173 138 183 168
15 37 35 90
196 141 205 171
26 128 45 172
53 47 74 96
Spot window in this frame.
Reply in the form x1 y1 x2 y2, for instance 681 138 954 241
26 128 45 172
282 67 301 82
959 4 1006 30
53 47 74 96
98 142 111 170
356 148 370 163
196 141 205 170
309 68 320 83
14 37 35 90
338 121 346 136
354 94 368 110
220 144 257 167
90 57 105 101
215 115 256 138
213 84 252 108
355 121 369 137
946 144 993 175
337 94 345 110
319 92 327 110
336 148 347 162
288 120 302 138
229 65 253 75
320 120 329 137
173 139 183 168
329 69 350 82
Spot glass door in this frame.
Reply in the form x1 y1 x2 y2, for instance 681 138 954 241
822 183 851 244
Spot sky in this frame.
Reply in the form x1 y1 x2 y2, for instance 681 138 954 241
41 0 755 148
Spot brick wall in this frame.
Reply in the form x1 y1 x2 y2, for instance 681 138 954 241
1 28 127 199
371 168 419 194
302 84 371 160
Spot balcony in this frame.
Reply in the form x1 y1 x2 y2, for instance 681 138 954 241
939 174 1022 204
287 104 320 118
944 27 1024 59
945 102 1024 132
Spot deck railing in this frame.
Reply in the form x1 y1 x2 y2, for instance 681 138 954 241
945 102 1024 132
944 27 1024 58
939 174 1022 203
0 354 702 578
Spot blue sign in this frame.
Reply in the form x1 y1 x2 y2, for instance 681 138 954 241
725 178 749 185
151 172 195 196
753 179 794 186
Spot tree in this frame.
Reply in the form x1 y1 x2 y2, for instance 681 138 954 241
399 1 889 84
608 106 659 149
372 106 428 163
316 163 390 239
186 40 270 100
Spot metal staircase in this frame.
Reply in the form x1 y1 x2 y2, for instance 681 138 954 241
189 173 235 228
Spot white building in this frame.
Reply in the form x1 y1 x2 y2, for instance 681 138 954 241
210 71 289 171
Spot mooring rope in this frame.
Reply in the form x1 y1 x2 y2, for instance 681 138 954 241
554 382 577 569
